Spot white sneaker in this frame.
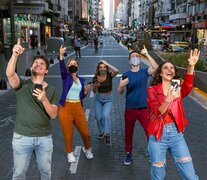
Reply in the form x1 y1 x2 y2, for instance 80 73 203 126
82 147 94 159
67 152 76 163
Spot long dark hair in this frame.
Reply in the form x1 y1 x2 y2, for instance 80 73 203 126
151 61 180 86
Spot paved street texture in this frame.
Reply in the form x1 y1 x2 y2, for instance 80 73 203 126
0 36 207 180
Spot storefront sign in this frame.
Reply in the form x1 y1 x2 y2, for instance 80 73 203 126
13 4 45 14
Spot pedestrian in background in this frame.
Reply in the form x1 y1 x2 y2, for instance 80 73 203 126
147 49 200 179
74 35 81 59
93 60 119 146
94 36 98 53
117 46 158 165
58 45 93 163
6 38 58 180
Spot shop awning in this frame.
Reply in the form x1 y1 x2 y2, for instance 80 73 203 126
160 23 174 29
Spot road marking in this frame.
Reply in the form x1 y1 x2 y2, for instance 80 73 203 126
69 146 82 174
49 45 88 67
77 55 128 58
44 74 123 78
85 109 90 122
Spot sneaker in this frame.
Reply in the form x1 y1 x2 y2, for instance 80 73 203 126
97 133 105 139
67 152 76 163
82 147 94 159
124 153 132 165
105 134 111 146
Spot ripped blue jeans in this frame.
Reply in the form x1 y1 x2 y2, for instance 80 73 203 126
148 123 198 180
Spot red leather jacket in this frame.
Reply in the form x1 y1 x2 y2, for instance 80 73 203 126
147 73 194 140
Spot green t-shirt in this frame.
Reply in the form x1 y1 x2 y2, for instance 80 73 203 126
14 78 58 137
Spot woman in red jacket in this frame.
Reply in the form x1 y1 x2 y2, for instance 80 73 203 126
147 49 200 180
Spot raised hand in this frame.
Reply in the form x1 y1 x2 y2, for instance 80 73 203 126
100 60 108 65
59 45 67 57
13 38 25 57
188 49 200 66
140 45 149 56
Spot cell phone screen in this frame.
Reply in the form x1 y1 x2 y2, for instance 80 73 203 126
171 79 180 91
171 79 180 87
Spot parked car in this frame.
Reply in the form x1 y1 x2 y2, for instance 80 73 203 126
151 39 164 51
168 42 189 52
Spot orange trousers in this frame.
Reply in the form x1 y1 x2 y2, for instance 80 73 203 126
58 102 91 153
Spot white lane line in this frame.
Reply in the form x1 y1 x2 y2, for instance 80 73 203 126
69 146 82 174
89 91 94 98
85 109 90 122
78 55 129 58
49 45 88 67
44 74 123 78
85 49 123 51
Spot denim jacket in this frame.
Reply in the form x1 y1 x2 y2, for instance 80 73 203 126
59 60 86 106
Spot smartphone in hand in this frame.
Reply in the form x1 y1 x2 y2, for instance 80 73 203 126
122 75 128 80
171 79 180 91
35 83 43 90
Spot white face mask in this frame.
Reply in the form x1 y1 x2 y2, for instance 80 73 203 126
130 57 141 66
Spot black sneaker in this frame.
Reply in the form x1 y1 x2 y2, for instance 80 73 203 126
105 134 111 146
124 153 132 165
97 133 105 139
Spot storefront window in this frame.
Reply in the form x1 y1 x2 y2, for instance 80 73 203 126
3 18 11 44
3 15 40 48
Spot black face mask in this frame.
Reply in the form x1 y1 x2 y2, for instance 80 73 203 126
68 65 78 73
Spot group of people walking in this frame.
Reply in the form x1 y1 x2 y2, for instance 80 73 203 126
6 38 200 180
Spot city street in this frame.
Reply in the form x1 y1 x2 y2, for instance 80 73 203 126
0 36 207 180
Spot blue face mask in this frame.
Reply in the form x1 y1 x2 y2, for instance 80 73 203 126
130 57 141 66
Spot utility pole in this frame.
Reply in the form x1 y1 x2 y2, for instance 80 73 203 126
10 0 15 46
